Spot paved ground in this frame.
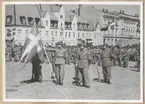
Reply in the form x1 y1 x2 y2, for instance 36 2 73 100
5 62 140 100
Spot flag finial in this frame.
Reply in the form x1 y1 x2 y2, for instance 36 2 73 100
30 21 39 36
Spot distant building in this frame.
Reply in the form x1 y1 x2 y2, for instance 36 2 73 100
101 9 140 46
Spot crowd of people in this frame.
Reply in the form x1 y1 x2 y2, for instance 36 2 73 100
5 40 140 88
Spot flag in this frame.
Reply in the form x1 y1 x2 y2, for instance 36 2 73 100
19 23 43 63
6 28 16 36
100 24 108 31
108 22 116 32
100 21 117 31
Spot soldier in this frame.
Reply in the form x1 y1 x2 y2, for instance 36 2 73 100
5 46 11 62
76 41 92 88
122 46 129 68
112 46 118 66
72 46 81 86
101 43 116 84
54 41 67 86
136 44 140 72
31 50 44 83
14 45 20 62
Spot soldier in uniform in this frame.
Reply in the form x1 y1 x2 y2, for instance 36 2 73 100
76 41 92 88
54 41 67 86
122 46 129 68
72 46 81 86
101 43 116 84
31 50 44 83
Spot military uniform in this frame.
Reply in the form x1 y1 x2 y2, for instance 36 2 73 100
77 47 91 88
101 44 116 84
122 47 129 68
5 46 12 62
31 51 44 83
54 44 67 85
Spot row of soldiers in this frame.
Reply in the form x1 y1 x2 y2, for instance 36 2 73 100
5 44 22 62
5 41 140 87
43 41 140 88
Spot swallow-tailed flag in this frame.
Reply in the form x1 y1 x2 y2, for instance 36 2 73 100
18 23 43 64
100 21 117 31
108 22 116 32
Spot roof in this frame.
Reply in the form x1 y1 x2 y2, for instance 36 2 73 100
5 5 44 27
76 15 89 24
65 11 75 22
50 5 61 12
75 6 102 28
37 4 58 21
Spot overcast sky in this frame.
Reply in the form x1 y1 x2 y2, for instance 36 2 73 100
63 5 140 16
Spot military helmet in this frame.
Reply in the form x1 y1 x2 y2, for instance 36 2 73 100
55 41 63 46
104 43 109 47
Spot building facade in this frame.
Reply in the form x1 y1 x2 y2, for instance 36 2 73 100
5 4 140 47
101 9 140 46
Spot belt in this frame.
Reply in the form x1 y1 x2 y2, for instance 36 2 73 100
102 57 110 58
56 56 64 58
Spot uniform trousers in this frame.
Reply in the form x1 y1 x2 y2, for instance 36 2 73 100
78 67 90 86
55 64 65 83
102 66 111 81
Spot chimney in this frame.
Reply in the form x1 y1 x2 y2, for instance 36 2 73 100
39 4 42 12
78 4 82 16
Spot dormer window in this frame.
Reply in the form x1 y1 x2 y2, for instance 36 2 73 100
60 15 63 19
35 18 41 26
28 17 34 25
20 16 26 25
6 15 13 24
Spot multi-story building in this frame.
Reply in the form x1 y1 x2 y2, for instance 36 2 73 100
5 4 140 46
101 9 140 46
5 5 45 46
38 4 94 46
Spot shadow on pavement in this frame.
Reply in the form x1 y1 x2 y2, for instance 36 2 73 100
20 79 35 84
93 78 106 83
6 88 18 92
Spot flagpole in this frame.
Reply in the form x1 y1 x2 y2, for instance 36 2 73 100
43 46 57 82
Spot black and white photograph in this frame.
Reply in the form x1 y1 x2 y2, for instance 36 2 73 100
2 1 143 102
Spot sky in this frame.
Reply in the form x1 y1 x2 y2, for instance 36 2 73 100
63 5 140 16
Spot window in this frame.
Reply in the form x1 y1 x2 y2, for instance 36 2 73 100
69 32 71 38
6 15 13 24
65 32 67 37
73 32 75 37
60 32 63 36
18 29 21 36
28 17 34 25
82 33 84 37
89 33 91 37
60 15 63 18
107 39 109 42
35 18 40 26
25 30 28 34
20 16 26 25
51 31 53 36
73 23 75 28
55 31 57 37
46 31 49 35
78 33 80 37
46 20 48 26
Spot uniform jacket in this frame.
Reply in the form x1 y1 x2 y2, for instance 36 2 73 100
55 48 67 65
101 48 116 67
77 48 91 69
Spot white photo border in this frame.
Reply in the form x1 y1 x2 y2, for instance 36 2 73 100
2 1 144 103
